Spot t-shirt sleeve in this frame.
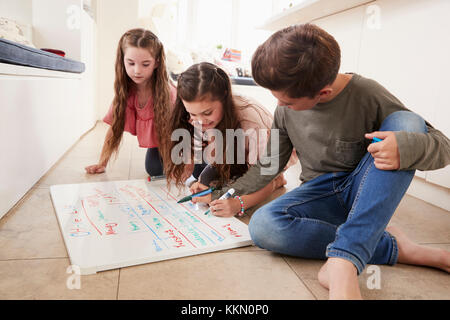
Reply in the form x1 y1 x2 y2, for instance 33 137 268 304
396 125 450 171
102 101 137 136
103 102 114 125
367 78 450 171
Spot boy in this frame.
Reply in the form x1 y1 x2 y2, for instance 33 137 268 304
194 23 450 299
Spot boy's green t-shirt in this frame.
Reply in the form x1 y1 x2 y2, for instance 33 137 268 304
213 73 450 199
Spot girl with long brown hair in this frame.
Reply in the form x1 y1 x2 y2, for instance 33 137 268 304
85 28 176 177
159 62 296 217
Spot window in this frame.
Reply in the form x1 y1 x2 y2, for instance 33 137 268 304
139 0 278 71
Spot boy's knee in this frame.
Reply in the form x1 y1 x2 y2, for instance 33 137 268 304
381 111 427 133
248 207 273 248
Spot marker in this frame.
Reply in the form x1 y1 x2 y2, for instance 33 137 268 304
372 137 383 143
204 188 235 215
177 187 216 203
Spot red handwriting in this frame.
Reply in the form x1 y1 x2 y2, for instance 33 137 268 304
64 205 90 237
105 222 118 235
85 195 100 207
119 186 139 200
165 229 185 248
222 224 242 237
94 188 123 204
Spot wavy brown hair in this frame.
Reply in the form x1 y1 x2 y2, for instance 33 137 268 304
100 28 172 164
160 62 268 189
251 23 340 98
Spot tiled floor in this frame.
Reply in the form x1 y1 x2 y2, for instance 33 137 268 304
1 122 449 300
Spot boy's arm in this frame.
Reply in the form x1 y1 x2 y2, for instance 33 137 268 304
211 107 294 200
395 125 450 170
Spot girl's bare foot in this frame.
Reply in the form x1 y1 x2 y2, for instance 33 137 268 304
272 173 287 190
387 225 450 273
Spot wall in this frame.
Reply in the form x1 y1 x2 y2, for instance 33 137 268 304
311 0 450 210
96 0 145 119
32 0 82 60
0 0 98 219
0 0 32 24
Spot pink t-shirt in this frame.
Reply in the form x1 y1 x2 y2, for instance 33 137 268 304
103 84 177 148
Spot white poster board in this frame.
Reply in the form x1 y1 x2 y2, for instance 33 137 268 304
50 179 252 275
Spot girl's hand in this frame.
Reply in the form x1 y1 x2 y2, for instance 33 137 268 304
190 182 212 204
85 164 106 174
209 198 241 217
365 131 400 170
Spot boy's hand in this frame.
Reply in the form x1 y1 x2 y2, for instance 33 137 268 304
85 164 106 174
190 182 212 204
209 198 241 217
365 131 400 170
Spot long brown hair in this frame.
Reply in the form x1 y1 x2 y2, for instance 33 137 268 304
160 62 261 188
101 28 172 164
251 23 340 98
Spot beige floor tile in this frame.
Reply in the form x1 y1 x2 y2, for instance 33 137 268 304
0 187 67 260
389 195 450 244
36 150 132 188
284 257 325 280
36 160 131 189
117 251 315 300
0 258 119 299
285 245 450 300
129 157 149 180
36 123 136 188
358 263 450 299
301 280 329 300
2 120 449 301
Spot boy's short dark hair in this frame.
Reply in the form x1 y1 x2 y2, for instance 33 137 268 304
251 23 341 99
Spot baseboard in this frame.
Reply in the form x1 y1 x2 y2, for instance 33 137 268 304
406 176 450 211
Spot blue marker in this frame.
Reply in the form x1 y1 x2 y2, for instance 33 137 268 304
204 188 235 215
372 137 383 143
177 187 216 203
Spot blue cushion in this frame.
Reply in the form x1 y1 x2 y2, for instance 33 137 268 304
0 38 85 73
230 76 256 86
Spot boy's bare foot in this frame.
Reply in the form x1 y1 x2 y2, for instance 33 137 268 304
387 225 450 273
317 226 450 300
318 258 362 300
318 261 329 289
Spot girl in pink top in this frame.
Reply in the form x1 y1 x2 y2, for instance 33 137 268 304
85 28 176 177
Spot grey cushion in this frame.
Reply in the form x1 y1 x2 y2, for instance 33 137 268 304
231 76 256 86
0 38 85 73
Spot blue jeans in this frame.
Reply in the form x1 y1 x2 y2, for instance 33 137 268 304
248 111 427 274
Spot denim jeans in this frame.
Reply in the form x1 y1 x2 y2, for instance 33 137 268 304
248 111 427 274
